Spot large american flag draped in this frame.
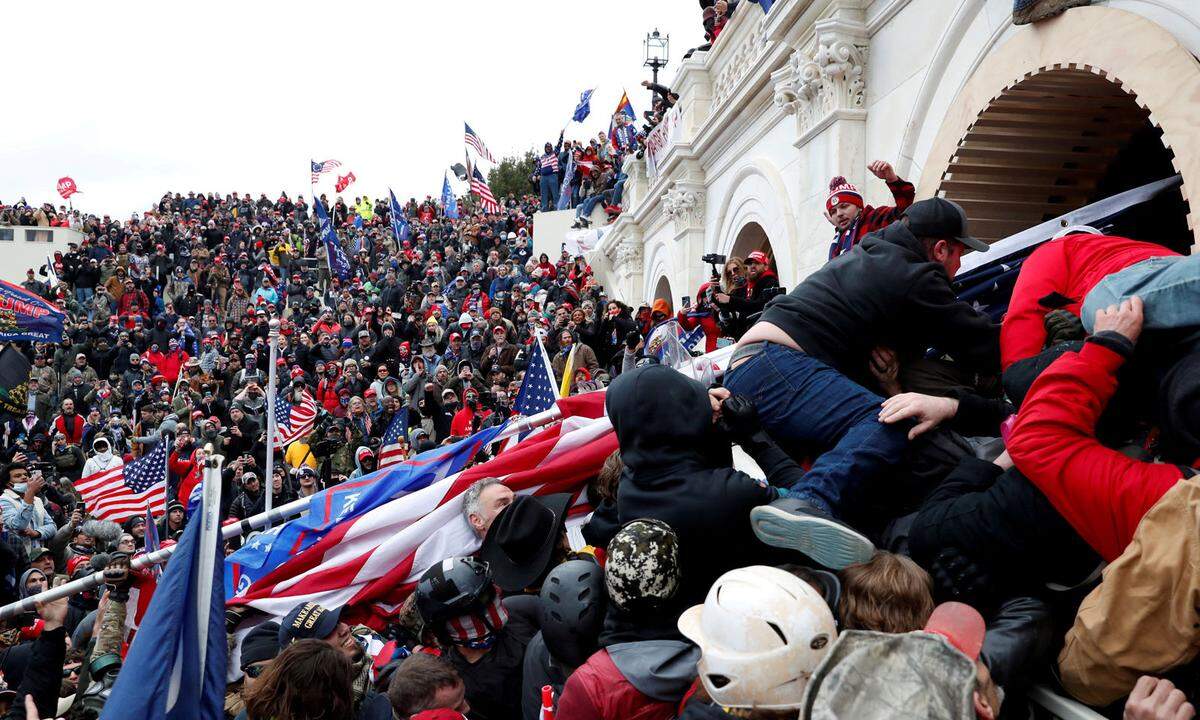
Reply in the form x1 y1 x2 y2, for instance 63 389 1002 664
514 337 559 416
464 122 496 163
378 408 410 469
77 441 168 523
311 159 342 184
274 389 318 447
227 392 612 625
469 165 501 214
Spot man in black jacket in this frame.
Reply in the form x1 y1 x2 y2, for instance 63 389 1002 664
723 198 998 569
606 364 808 608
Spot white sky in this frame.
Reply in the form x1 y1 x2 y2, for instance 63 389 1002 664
1 1 704 218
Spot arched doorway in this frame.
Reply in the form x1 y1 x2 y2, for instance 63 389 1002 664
653 276 673 309
730 221 773 261
935 67 1190 252
915 6 1200 253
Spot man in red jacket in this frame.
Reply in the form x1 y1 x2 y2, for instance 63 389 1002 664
1008 296 1200 705
824 160 915 261
1000 229 1178 371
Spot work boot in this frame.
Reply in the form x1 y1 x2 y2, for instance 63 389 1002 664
750 497 875 570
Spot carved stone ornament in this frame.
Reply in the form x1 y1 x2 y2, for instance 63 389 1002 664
660 183 706 234
613 238 643 268
772 25 868 134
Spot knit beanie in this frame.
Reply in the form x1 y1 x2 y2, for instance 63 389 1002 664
826 176 864 213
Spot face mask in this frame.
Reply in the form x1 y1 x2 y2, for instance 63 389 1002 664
95 446 112 461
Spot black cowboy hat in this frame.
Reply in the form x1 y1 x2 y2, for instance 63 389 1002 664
479 493 572 593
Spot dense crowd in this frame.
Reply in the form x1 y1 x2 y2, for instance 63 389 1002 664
0 140 1198 720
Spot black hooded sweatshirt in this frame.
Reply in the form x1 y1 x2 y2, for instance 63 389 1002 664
606 365 803 608
757 221 999 377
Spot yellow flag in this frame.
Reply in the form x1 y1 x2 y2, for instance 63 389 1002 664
559 344 577 398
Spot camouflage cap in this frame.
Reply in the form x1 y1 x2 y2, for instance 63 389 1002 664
800 630 976 720
605 518 680 613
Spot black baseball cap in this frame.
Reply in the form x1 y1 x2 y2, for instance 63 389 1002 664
902 198 989 252
278 601 342 646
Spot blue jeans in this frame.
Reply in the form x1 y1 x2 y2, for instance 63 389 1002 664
539 174 559 211
75 287 94 307
1082 253 1200 334
724 343 909 516
576 193 605 219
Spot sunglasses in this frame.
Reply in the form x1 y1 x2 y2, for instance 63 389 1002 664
242 663 269 679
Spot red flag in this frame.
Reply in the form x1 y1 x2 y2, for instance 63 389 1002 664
335 172 357 193
56 177 79 200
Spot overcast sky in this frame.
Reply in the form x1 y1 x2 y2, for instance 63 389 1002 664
2 1 704 217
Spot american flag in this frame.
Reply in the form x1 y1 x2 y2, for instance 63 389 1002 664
469 165 500 214
77 441 168 523
464 122 496 163
514 337 559 416
378 408 410 469
227 392 612 625
311 159 342 184
275 389 318 447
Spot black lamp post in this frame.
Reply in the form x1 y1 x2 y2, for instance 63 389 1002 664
643 29 670 89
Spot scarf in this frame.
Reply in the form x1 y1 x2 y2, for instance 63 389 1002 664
444 591 508 649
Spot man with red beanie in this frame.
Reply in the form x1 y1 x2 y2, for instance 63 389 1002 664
825 160 915 261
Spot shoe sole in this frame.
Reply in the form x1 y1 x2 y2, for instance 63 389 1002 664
750 505 875 570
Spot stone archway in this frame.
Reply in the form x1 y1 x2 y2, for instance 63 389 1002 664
730 221 772 261
652 276 674 309
916 6 1200 251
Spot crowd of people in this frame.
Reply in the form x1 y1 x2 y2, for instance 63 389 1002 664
0 131 1198 720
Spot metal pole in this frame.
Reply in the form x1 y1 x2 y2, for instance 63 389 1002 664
0 404 572 621
264 318 280 526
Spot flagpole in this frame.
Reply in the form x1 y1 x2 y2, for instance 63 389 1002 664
0 405 573 620
195 445 225 670
264 319 280 525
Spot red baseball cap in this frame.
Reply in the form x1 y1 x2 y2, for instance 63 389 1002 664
923 602 986 661
746 250 770 265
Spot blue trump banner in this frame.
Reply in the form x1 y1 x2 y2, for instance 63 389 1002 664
0 280 65 342
313 196 351 281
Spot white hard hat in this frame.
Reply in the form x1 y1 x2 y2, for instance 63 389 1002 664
678 565 837 710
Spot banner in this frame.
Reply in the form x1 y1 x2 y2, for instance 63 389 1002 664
0 345 31 415
57 177 80 200
313 198 352 281
0 280 65 342
645 103 683 180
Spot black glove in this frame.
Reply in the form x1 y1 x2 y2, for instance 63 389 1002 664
929 547 994 609
102 553 132 602
718 394 762 442
1044 309 1085 348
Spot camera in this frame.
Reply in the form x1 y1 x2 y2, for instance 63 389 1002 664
701 253 726 266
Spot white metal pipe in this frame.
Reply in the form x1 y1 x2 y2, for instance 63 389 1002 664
264 318 281 525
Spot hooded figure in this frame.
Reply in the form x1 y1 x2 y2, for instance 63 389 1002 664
604 365 806 609
349 446 376 480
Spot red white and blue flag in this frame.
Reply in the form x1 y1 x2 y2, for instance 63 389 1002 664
274 389 318 447
464 122 497 163
469 164 501 214
378 408 410 469
225 422 509 603
77 441 168 523
227 393 613 625
311 159 342 184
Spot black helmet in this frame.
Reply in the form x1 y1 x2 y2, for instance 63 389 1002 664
538 559 606 669
415 557 495 630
